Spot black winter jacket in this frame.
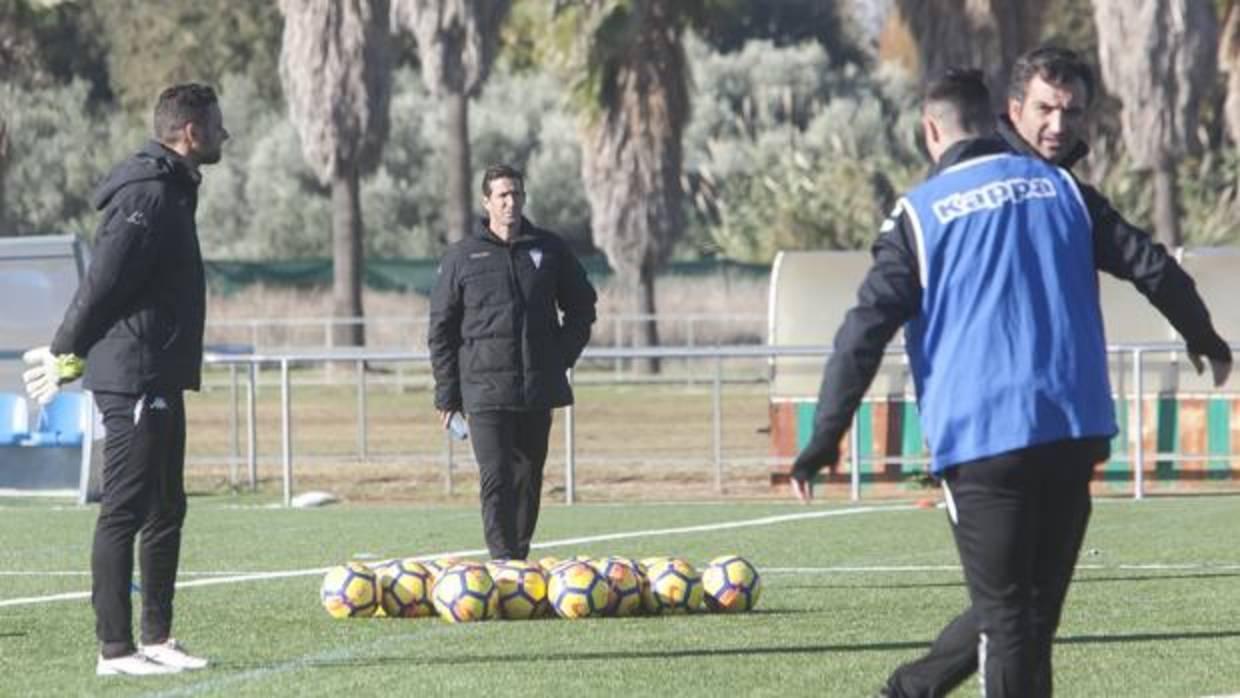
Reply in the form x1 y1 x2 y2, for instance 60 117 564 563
797 134 1231 477
428 217 597 412
50 141 206 394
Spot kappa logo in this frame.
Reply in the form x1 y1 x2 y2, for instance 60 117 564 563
529 248 543 269
931 177 1057 224
149 396 169 410
125 210 149 227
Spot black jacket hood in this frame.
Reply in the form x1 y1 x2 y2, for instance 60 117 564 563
995 115 1090 170
91 140 201 211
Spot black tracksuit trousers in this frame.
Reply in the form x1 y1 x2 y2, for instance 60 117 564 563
886 439 1099 698
92 391 187 659
468 409 553 560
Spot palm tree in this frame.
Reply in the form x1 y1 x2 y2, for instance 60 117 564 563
1093 0 1218 247
884 0 1049 92
1221 0 1240 145
390 0 512 244
0 116 8 232
278 0 392 347
551 0 696 373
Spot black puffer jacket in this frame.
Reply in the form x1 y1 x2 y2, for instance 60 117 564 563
428 217 597 412
50 141 205 393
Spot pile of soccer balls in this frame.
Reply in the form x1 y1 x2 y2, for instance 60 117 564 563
320 554 761 622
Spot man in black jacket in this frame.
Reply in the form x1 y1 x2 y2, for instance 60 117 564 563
428 164 597 561
24 84 227 676
868 48 1234 698
790 61 1231 697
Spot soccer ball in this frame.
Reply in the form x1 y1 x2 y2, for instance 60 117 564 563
488 559 550 620
643 558 702 614
432 562 498 622
590 557 644 617
701 555 762 613
321 562 380 618
376 558 435 618
536 556 561 573
548 561 609 619
424 556 465 580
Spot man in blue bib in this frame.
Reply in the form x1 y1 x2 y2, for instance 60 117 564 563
790 69 1231 697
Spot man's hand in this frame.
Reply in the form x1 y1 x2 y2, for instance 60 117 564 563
21 346 84 406
789 436 841 504
1189 353 1232 388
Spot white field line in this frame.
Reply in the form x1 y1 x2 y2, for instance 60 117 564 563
7 561 1240 578
0 504 915 609
765 563 1240 574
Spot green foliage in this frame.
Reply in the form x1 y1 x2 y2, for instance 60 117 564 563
0 80 143 236
94 0 284 113
683 40 925 263
0 0 110 99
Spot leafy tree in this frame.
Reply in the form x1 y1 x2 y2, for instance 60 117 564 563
279 0 393 347
0 0 110 99
95 0 284 113
391 0 512 243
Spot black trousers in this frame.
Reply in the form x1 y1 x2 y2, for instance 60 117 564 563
468 408 553 560
886 440 1098 698
92 391 187 659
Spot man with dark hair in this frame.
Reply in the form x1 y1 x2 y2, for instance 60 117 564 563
429 164 597 561
23 83 228 676
864 49 1235 696
789 69 1230 697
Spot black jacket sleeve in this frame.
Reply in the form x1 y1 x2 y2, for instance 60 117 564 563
555 243 597 367
50 189 163 357
804 206 922 467
427 249 464 411
1082 184 1231 362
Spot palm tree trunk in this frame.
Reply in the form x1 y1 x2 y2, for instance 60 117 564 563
445 89 472 243
0 118 8 233
332 164 366 348
1152 157 1182 248
635 263 661 374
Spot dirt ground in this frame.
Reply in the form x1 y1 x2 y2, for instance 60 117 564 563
181 367 851 503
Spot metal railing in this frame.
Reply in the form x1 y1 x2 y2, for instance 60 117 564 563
201 342 1237 507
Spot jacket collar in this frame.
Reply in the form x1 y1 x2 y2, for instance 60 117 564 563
473 216 542 246
929 136 1012 176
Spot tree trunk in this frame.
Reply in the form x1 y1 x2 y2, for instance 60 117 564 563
332 165 366 348
445 89 472 243
1152 157 1182 248
634 263 661 374
0 117 8 233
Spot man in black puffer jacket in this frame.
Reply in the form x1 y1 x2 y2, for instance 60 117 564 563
25 84 227 677
429 163 597 561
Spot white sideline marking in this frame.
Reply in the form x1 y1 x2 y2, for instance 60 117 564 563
0 504 916 609
766 563 1240 574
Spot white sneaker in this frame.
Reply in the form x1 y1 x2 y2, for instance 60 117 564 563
96 652 183 676
140 638 209 670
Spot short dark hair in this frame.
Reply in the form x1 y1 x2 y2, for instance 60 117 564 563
481 164 524 196
1008 46 1095 105
153 83 219 143
924 68 993 135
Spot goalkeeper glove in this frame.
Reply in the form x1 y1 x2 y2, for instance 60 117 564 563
22 346 85 406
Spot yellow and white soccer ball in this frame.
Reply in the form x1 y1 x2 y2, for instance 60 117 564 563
432 562 498 622
590 557 644 617
536 556 561 573
701 555 762 613
376 558 435 618
424 556 465 581
643 558 702 614
487 559 550 620
320 561 380 618
548 561 609 619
